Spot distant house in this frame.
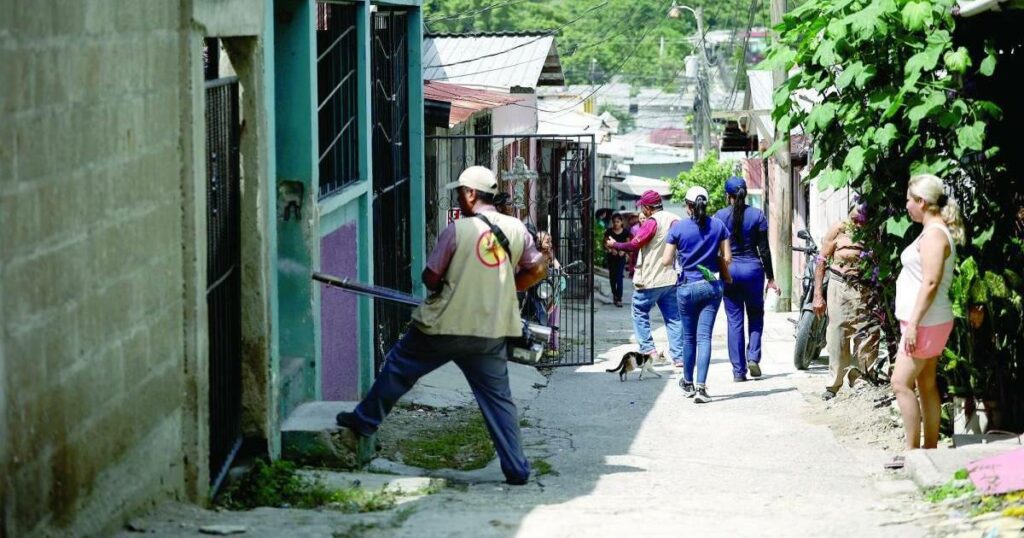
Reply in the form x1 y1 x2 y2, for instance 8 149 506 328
423 31 565 90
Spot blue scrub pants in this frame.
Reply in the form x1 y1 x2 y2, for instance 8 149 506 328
723 259 766 378
347 327 530 483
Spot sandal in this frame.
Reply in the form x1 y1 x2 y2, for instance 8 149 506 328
883 455 905 470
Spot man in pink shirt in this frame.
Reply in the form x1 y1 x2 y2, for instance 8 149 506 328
605 190 684 365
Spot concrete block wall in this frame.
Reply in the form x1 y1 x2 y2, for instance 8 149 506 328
1 1 191 535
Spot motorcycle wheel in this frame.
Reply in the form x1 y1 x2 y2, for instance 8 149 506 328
794 310 824 370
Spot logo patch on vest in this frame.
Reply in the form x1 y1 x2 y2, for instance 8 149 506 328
475 231 507 268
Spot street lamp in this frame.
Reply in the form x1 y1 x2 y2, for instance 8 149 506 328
668 1 696 19
667 2 711 161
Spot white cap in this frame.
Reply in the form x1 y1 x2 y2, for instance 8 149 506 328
445 166 499 195
685 186 709 203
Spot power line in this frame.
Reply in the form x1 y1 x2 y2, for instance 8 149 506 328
424 2 608 69
425 0 530 23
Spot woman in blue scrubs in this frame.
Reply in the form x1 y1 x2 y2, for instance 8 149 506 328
663 186 732 404
714 176 779 382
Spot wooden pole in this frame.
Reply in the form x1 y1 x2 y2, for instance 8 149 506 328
770 0 793 311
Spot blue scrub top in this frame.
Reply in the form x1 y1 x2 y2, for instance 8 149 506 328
714 206 768 262
666 217 729 282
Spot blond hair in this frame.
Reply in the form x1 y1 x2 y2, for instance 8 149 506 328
908 174 965 245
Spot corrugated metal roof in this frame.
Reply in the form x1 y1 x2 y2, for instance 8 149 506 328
423 33 564 90
423 81 523 128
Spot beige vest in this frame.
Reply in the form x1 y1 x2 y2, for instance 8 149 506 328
633 209 680 289
412 211 526 338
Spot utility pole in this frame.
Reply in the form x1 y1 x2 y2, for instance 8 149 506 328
670 3 711 162
694 7 711 162
770 0 793 311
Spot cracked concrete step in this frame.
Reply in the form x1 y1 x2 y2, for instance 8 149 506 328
281 401 367 469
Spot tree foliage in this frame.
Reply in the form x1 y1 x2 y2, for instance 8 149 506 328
766 0 1024 427
668 153 735 211
424 0 775 86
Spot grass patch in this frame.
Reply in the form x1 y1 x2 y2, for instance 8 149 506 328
396 413 494 471
532 458 557 477
218 460 397 513
519 417 532 428
923 470 1024 518
925 480 976 503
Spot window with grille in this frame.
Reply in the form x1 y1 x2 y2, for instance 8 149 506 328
316 3 359 198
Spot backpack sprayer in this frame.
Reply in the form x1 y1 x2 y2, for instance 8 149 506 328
311 272 552 365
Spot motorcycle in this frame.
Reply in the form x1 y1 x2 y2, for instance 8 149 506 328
792 230 828 370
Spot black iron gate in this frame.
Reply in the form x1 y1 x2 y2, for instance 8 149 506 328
205 76 242 492
371 10 412 369
425 134 596 366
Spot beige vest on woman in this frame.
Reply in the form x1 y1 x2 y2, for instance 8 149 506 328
412 211 526 338
633 209 680 290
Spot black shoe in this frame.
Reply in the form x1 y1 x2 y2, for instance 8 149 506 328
506 476 529 486
733 375 747 382
679 378 696 398
336 411 365 435
694 385 712 404
747 360 762 378
822 390 837 401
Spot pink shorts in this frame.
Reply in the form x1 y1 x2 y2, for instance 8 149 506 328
899 320 954 359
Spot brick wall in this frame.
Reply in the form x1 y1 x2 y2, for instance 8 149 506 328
1 1 191 535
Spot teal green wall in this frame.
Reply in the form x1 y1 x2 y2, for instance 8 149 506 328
274 0 424 414
274 0 320 421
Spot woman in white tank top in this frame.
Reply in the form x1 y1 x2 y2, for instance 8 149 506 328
888 175 964 467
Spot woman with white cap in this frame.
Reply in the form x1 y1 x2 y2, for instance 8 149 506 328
662 186 732 403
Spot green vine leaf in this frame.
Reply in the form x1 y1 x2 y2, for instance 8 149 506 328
807 102 837 132
812 39 838 66
973 226 995 250
816 168 850 191
836 62 865 90
843 146 867 178
901 1 933 31
979 50 997 76
956 121 987 153
907 91 947 128
943 47 972 74
882 92 904 119
874 123 898 149
855 65 876 88
827 18 848 40
886 216 913 238
906 43 945 76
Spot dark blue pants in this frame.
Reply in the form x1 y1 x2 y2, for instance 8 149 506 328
348 327 530 483
677 280 723 384
608 256 626 302
723 260 765 378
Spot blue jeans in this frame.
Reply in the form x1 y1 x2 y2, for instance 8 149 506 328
631 284 683 361
677 279 724 385
723 260 765 377
349 328 530 483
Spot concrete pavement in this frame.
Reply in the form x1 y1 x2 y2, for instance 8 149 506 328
117 282 933 537
371 284 928 537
